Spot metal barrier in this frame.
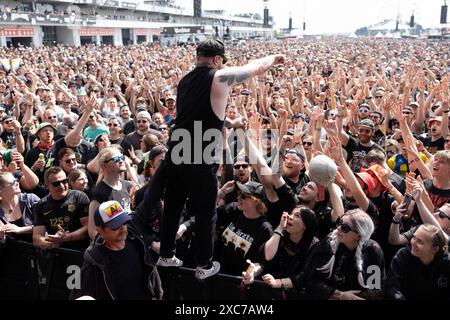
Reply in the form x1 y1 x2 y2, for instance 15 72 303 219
0 239 282 300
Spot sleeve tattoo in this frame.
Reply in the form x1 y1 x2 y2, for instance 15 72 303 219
218 70 252 86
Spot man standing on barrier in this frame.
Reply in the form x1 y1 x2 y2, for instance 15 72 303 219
157 38 285 280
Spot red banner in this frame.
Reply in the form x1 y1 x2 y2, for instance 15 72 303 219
79 28 116 36
0 28 34 37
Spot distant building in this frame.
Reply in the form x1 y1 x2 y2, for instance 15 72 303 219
0 0 273 47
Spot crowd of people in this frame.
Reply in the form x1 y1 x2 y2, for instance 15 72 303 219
0 38 450 300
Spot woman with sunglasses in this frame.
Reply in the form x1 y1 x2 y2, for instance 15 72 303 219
242 206 319 299
0 172 40 242
303 209 385 300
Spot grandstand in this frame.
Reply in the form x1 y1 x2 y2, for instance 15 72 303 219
0 0 273 47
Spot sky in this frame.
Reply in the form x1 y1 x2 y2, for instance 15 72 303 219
197 0 447 34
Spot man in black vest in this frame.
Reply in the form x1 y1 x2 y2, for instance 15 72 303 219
157 39 285 280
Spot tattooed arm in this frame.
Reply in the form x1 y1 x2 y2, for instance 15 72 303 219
211 55 285 120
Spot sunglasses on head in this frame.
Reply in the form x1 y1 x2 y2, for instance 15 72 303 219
108 123 119 127
105 155 125 163
50 178 68 187
336 216 356 234
303 142 313 146
5 178 19 187
435 208 450 221
234 164 249 170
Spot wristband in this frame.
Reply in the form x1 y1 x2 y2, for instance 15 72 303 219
274 231 283 237
283 278 290 289
391 219 401 225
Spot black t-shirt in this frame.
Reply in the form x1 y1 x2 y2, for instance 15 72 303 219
0 130 16 149
372 129 385 145
51 138 95 166
102 238 150 300
215 203 273 276
33 189 90 250
424 179 450 208
284 173 310 194
91 180 133 213
266 183 298 228
422 136 445 154
344 136 384 172
314 204 334 240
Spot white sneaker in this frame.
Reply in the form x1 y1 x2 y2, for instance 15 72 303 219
195 261 220 280
157 256 183 267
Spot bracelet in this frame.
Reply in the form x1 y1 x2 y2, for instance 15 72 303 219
391 219 401 225
274 230 283 237
283 278 290 289
315 128 322 131
408 158 420 165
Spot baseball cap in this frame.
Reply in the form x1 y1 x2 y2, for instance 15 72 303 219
196 39 228 63
36 122 57 135
285 149 306 162
94 200 131 229
428 116 443 126
359 119 375 130
166 95 176 102
136 111 152 121
236 181 265 200
234 155 250 165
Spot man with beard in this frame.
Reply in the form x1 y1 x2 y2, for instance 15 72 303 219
282 149 310 194
87 147 133 240
220 156 255 205
297 181 334 239
77 200 163 300
339 119 384 172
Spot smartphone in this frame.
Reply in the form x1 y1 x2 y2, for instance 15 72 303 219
402 193 413 208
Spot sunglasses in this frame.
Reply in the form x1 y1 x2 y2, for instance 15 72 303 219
50 178 69 187
46 116 57 120
64 158 77 164
402 111 412 115
336 216 357 234
359 109 370 113
303 142 313 146
375 96 383 99
108 123 119 127
137 120 148 124
159 127 168 131
445 139 450 143
89 115 95 119
3 119 12 125
234 164 249 170
105 155 125 163
5 178 19 187
435 208 450 221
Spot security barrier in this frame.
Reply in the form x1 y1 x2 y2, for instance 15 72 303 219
0 239 285 300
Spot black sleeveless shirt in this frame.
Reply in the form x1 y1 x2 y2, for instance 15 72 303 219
167 66 224 165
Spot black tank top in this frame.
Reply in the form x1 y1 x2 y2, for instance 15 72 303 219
168 66 224 165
